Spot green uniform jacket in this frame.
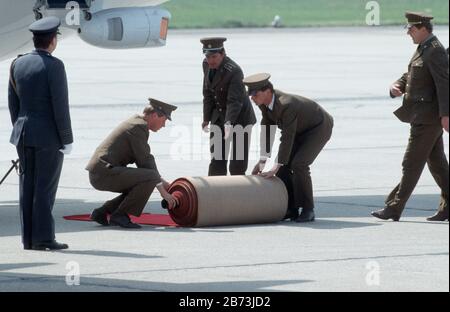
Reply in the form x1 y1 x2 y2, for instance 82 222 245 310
260 90 332 165
203 56 256 126
393 35 449 124
85 115 161 181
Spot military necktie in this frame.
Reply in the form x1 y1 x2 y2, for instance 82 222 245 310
209 69 216 83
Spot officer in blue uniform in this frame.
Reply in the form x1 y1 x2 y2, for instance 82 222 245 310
8 17 73 250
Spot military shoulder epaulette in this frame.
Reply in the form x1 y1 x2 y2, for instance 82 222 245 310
431 40 442 49
15 53 27 60
11 54 26 68
224 62 236 72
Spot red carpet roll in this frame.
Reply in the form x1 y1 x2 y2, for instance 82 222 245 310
166 176 288 227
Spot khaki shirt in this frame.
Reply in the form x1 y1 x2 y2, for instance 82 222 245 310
86 115 161 181
260 90 331 165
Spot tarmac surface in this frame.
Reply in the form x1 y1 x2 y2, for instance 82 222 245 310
0 26 448 292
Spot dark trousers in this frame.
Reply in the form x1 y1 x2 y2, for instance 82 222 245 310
89 167 161 217
209 125 251 176
386 123 449 214
16 144 64 249
277 116 333 212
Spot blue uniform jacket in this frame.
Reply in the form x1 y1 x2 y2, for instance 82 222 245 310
8 49 73 148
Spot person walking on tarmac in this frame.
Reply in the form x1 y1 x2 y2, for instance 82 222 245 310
372 12 449 222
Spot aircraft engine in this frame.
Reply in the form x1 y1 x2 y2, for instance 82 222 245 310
77 7 170 49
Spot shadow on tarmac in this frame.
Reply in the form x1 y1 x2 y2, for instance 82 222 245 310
0 262 55 272
0 194 447 238
0 269 312 292
58 250 164 259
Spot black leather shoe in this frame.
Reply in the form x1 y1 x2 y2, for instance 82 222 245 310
295 209 315 223
371 208 401 222
110 214 141 229
32 241 69 251
427 210 449 222
284 209 299 221
90 208 109 226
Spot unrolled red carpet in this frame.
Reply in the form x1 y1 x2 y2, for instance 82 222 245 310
64 214 178 227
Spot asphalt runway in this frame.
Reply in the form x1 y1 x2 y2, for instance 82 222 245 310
0 26 448 292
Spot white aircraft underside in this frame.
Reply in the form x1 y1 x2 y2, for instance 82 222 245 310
0 0 171 61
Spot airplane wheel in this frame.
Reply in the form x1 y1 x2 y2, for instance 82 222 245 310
34 10 43 20
84 11 92 21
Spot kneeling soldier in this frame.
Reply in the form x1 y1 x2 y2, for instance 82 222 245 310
86 99 179 229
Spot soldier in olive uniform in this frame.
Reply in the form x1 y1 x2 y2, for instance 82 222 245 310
8 17 73 251
201 37 256 176
372 12 449 222
244 73 334 223
86 99 179 229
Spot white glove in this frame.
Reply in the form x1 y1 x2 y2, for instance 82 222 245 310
259 160 267 172
59 144 73 155
202 121 210 133
252 159 267 175
224 124 232 140
259 163 283 179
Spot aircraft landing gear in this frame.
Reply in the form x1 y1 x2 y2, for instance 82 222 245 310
83 10 92 21
33 9 43 20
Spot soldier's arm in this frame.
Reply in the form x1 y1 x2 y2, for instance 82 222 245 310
276 105 298 165
202 62 214 123
8 78 20 125
8 58 20 125
49 59 73 145
259 110 276 160
427 48 449 117
396 73 408 91
128 127 162 181
224 70 245 125
390 73 408 98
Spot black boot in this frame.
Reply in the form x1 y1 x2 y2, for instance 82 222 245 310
284 209 299 221
110 214 141 229
427 209 449 222
90 208 109 226
32 241 69 251
295 209 315 223
371 207 401 222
